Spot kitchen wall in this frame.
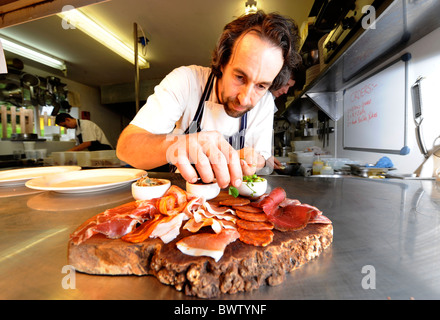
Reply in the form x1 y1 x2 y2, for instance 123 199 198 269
336 27 440 176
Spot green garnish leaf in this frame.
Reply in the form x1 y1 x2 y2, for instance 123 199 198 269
228 186 239 198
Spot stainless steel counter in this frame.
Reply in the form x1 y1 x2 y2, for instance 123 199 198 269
1 173 440 300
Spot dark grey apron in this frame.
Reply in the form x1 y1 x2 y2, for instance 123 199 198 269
163 71 247 172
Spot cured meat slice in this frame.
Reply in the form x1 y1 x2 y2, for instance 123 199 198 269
308 214 332 224
235 210 268 222
219 197 250 207
237 227 273 247
266 205 311 231
236 219 273 231
279 198 301 207
70 200 157 245
232 204 263 213
203 202 235 216
254 187 286 214
150 213 188 243
121 214 163 243
165 185 189 205
176 229 240 262
183 217 223 234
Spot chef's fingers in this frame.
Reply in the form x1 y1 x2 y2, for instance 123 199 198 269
192 146 215 183
175 153 199 184
241 159 258 176
219 139 242 188
204 144 231 188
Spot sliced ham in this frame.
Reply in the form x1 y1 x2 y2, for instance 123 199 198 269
176 229 240 262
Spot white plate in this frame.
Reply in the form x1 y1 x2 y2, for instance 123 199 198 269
25 168 146 193
0 166 82 187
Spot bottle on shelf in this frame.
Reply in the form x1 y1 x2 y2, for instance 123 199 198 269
312 155 324 175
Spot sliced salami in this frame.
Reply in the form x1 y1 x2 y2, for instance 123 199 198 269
235 210 268 222
232 204 264 213
219 198 250 207
236 219 273 231
238 227 274 247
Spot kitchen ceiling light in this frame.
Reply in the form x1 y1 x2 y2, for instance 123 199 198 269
0 35 67 72
58 8 149 69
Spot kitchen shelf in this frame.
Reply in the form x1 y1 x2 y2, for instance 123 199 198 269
284 0 440 122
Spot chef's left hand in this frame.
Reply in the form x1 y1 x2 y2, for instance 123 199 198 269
238 147 265 176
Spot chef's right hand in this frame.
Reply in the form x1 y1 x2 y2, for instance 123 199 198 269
166 131 242 189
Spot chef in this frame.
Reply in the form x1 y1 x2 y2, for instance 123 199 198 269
55 113 113 151
117 11 301 189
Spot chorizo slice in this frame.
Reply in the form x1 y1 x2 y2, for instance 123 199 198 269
218 197 250 207
236 219 273 230
238 227 274 247
232 204 264 213
235 210 268 222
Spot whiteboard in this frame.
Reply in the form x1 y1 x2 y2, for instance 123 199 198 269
343 55 409 154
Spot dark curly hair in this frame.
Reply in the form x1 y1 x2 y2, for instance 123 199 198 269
211 10 302 91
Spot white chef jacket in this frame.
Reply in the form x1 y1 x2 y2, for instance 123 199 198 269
130 65 274 160
75 119 112 148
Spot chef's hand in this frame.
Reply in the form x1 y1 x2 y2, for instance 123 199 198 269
238 147 266 176
166 131 242 189
272 156 283 169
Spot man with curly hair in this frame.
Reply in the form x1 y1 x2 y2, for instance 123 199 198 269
117 11 301 189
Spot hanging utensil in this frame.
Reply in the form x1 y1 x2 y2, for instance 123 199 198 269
21 73 40 106
21 73 39 87
411 76 429 158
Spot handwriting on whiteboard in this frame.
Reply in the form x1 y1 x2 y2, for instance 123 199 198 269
346 83 378 127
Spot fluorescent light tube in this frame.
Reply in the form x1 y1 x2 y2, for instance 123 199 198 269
0 35 66 71
58 8 149 68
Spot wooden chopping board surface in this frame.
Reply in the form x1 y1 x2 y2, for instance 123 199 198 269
68 192 333 299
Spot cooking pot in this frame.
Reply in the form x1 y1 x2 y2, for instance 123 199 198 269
21 73 40 87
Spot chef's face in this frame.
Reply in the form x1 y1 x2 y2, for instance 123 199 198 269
217 32 283 118
58 117 76 129
271 78 296 98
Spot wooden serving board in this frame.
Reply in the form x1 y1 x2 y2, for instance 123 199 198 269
68 216 333 298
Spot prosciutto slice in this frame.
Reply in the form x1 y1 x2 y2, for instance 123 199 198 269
70 200 158 245
176 229 240 262
149 212 188 243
